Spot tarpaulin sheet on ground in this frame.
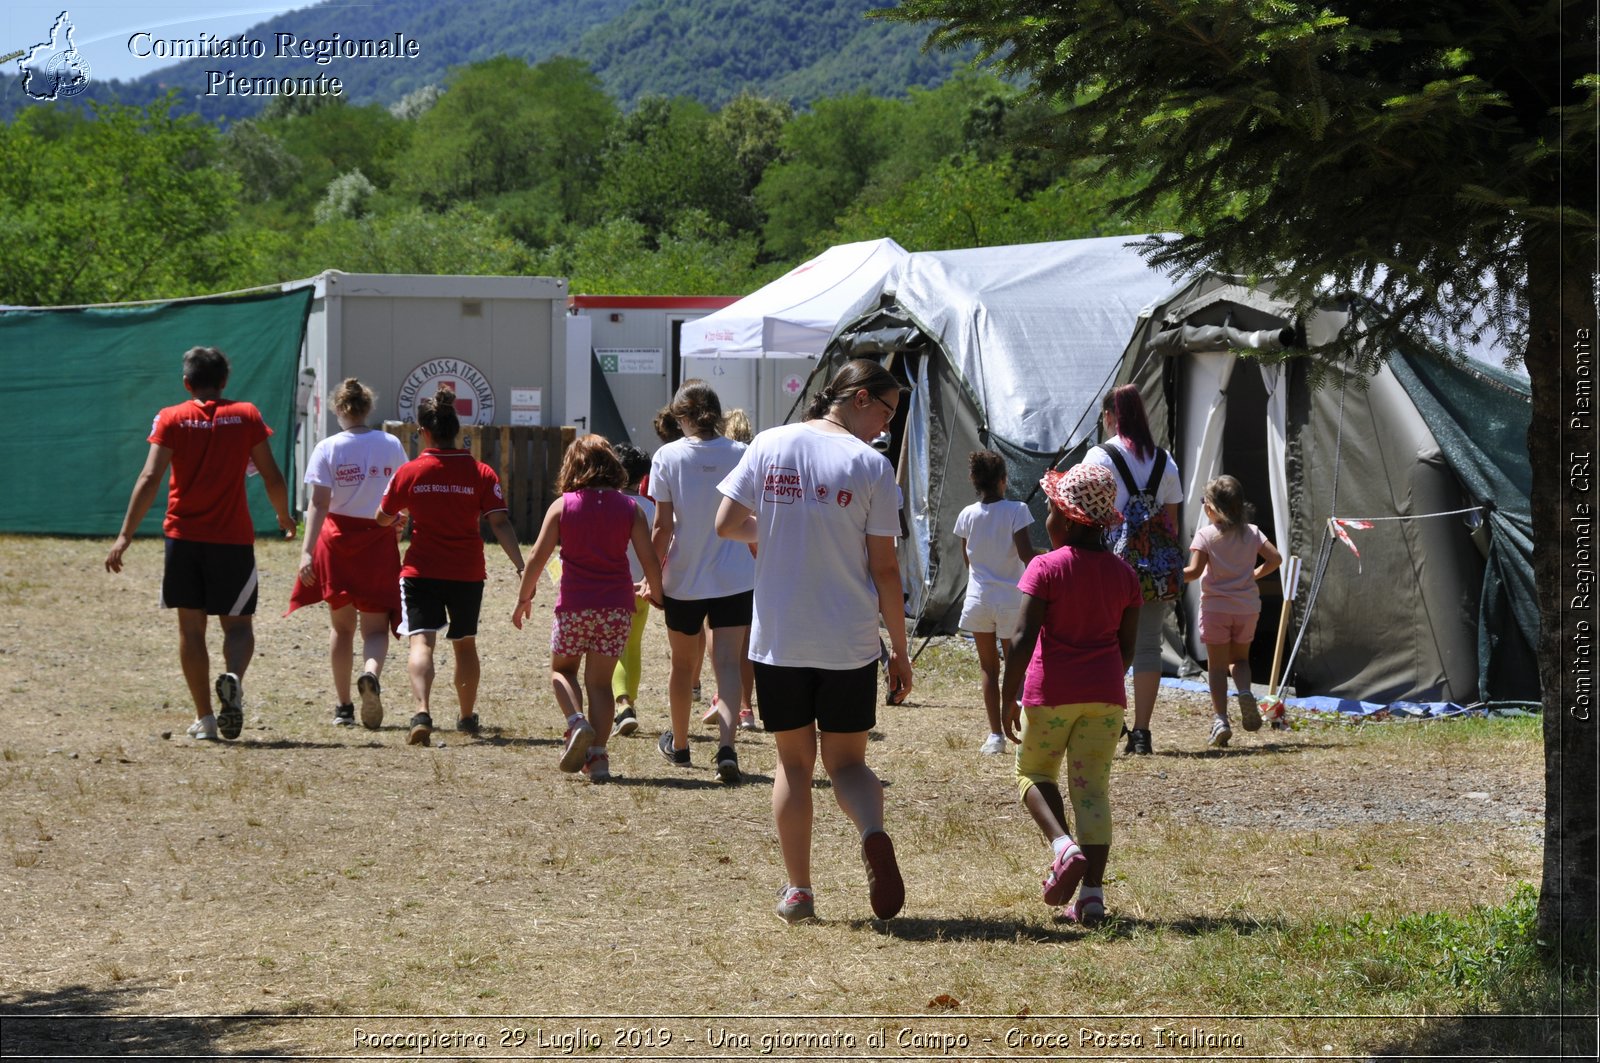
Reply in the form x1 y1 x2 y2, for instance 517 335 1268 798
0 287 313 535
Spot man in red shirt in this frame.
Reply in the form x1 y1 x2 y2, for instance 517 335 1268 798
105 346 296 741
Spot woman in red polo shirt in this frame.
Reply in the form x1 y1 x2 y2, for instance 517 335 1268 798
376 387 524 746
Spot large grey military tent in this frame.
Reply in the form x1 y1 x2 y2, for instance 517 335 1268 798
817 237 1178 635
1113 274 1537 706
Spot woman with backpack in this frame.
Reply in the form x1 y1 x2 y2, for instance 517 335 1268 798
1084 385 1184 755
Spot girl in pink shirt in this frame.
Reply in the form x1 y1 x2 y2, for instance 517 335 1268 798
513 436 662 782
1001 463 1142 928
1182 475 1282 747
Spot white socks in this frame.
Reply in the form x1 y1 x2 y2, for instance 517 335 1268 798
1051 835 1075 858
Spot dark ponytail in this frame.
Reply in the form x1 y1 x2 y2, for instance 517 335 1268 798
668 379 724 436
417 386 461 447
805 359 899 421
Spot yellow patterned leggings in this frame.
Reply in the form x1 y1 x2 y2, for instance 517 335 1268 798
610 596 652 701
1014 702 1124 845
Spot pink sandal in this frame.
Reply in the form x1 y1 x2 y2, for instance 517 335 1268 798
1063 895 1106 928
1041 843 1086 906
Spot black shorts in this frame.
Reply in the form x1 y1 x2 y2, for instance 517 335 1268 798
161 538 258 615
753 660 877 734
662 590 754 635
399 577 484 640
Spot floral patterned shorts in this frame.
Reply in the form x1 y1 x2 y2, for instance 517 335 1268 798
551 607 634 658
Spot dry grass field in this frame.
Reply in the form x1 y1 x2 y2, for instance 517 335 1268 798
0 535 1576 1060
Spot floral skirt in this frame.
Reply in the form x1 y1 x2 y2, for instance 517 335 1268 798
551 607 634 658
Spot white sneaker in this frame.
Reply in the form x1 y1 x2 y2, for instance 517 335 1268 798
187 715 218 741
979 734 1006 755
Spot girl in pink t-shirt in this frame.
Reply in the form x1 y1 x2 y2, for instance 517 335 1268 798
1000 464 1142 928
1182 475 1282 748
513 436 662 783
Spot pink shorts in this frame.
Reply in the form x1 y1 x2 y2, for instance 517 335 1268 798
551 608 634 658
1199 610 1259 646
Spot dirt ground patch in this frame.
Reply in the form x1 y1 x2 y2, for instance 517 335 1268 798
0 535 1545 1057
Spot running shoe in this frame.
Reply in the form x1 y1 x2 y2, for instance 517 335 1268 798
357 671 383 730
1209 716 1233 748
701 696 721 725
979 734 1006 755
1123 727 1153 755
560 718 595 772
457 713 481 735
738 709 759 731
714 745 741 785
214 673 243 740
775 885 816 924
584 748 612 784
1239 692 1262 732
407 712 433 746
186 715 218 741
614 701 639 736
332 703 355 727
861 830 905 919
657 729 690 767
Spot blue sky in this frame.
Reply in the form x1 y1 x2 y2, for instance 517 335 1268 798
4 3 309 83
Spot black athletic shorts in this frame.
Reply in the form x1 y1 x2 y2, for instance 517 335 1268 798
753 660 877 734
399 576 484 640
162 538 258 615
662 590 754 635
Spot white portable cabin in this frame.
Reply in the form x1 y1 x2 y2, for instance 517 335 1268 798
295 271 574 494
569 295 734 446
571 294 813 447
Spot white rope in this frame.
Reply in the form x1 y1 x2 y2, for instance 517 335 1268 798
1331 505 1485 523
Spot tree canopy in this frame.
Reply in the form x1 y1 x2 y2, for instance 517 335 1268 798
885 0 1593 364
2 58 1183 305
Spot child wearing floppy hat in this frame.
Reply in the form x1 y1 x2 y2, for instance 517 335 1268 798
1000 463 1142 927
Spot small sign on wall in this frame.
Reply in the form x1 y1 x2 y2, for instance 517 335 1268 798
597 348 663 374
510 387 542 426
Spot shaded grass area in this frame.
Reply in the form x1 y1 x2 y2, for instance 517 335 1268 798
0 535 1587 1058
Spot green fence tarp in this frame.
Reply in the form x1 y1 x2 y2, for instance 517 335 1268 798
0 288 313 536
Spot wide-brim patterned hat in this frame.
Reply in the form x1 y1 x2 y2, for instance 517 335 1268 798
1041 464 1123 528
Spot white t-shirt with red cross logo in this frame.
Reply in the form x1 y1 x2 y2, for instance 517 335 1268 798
305 428 410 519
719 422 901 669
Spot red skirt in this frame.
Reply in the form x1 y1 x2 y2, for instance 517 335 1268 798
285 513 402 631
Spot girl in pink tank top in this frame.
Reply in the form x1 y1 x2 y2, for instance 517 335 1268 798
513 436 662 782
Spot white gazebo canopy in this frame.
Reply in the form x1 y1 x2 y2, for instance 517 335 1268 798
679 238 909 358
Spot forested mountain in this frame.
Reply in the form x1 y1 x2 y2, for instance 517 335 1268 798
577 0 969 106
0 0 971 121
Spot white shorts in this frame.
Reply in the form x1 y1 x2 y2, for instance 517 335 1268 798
959 583 1024 640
